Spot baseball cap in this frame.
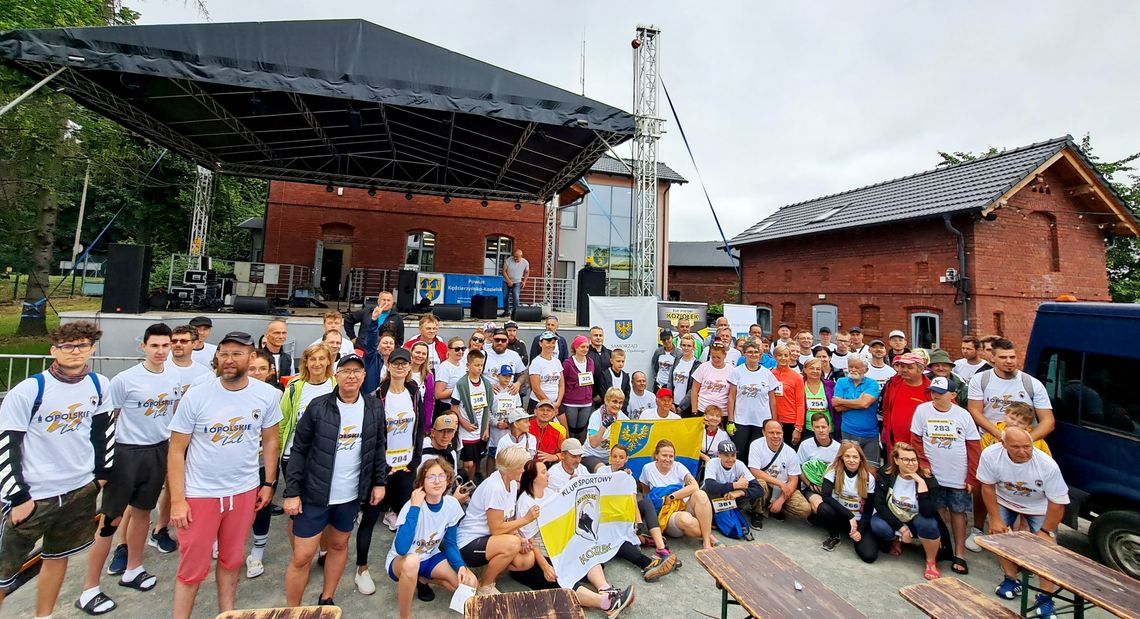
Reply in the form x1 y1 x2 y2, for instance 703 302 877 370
538 330 558 341
778 322 791 329
656 387 674 399
660 329 673 340
818 327 832 334
869 339 885 347
218 331 253 346
850 327 863 334
717 440 737 454
499 364 514 376
388 348 411 364
894 352 926 366
561 438 584 456
336 353 365 370
536 399 556 409
189 316 213 327
491 328 507 338
504 320 519 329
927 376 952 394
432 414 458 431
888 329 906 339
928 349 953 366
482 321 500 332
507 409 534 423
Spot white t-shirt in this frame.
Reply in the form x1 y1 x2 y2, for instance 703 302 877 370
584 408 627 459
671 358 697 403
515 492 549 556
109 363 183 446
310 335 355 357
976 444 1069 516
384 389 417 471
328 397 365 504
655 352 676 387
638 461 691 491
627 390 655 418
824 468 875 521
547 462 589 491
172 360 213 394
434 359 465 394
797 436 840 466
489 390 522 446
168 378 283 498
967 370 1051 424
831 353 849 371
189 371 218 390
528 356 563 403
703 459 755 485
284 379 335 457
191 342 217 366
456 471 517 547
701 428 731 459
865 363 897 389
910 401 980 489
747 439 800 483
496 431 537 459
886 477 919 519
953 358 986 382
483 348 525 384
729 365 778 427
0 372 112 499
385 496 465 572
597 465 633 476
639 408 681 420
452 376 489 443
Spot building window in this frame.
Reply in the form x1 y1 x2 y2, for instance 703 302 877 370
993 311 1005 336
585 184 633 281
755 306 772 336
405 231 435 271
860 305 881 332
911 312 940 350
557 260 575 279
560 202 579 229
484 235 514 276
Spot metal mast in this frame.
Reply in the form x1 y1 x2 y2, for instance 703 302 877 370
541 193 559 311
631 25 663 297
188 166 215 260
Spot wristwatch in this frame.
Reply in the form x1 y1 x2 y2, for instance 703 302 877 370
1040 528 1056 538
261 480 277 488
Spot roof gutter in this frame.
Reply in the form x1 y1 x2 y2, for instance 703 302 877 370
943 214 970 337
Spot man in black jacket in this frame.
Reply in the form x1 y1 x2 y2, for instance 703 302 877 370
260 318 293 376
344 291 404 347
283 354 387 606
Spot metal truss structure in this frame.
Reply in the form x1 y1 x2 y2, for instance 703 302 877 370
542 193 559 309
188 166 214 258
631 25 663 298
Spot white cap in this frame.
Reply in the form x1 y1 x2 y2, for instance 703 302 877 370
888 329 906 339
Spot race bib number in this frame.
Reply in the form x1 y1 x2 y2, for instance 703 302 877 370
497 398 514 413
927 419 956 440
806 397 827 412
712 498 736 513
470 390 487 410
774 382 785 397
386 447 411 469
578 372 594 386
837 494 861 512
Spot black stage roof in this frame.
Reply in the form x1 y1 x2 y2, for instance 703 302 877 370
0 19 634 202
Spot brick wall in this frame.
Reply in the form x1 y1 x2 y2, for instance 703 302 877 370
264 182 546 275
668 266 739 304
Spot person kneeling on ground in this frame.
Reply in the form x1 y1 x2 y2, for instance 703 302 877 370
638 439 719 550
747 419 813 529
865 442 943 578
598 444 677 580
513 460 636 617
815 441 876 555
701 440 764 541
387 458 476 618
797 413 842 515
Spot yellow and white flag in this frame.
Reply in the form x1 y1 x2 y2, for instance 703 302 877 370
537 472 639 588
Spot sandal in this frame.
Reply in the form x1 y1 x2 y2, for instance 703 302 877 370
118 570 158 591
951 556 969 575
924 562 941 581
74 592 117 616
889 540 903 556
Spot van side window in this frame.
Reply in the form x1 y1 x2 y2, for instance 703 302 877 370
1037 348 1081 425
1079 353 1140 438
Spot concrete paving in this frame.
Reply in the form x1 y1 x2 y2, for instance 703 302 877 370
1 512 1110 618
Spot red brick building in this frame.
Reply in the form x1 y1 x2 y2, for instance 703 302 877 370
729 137 1140 352
667 241 740 304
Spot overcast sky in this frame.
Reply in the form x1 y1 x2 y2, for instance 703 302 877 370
130 0 1140 242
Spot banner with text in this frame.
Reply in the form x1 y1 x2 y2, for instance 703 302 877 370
723 304 759 339
442 274 505 307
657 301 709 340
588 296 659 377
538 473 639 588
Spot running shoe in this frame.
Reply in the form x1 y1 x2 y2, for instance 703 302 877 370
245 555 264 579
605 585 636 618
417 582 436 601
641 553 677 582
821 535 841 552
107 544 128 575
355 569 376 595
148 527 178 553
995 576 1022 600
965 527 985 552
383 510 398 532
1033 593 1055 618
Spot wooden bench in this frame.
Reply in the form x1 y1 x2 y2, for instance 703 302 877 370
695 543 868 619
464 588 585 619
215 606 341 619
900 577 1021 619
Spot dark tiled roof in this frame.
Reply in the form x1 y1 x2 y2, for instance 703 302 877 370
589 156 688 183
731 136 1081 246
237 217 264 230
669 241 739 268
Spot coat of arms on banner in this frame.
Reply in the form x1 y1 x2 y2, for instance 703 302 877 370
418 275 443 302
617 421 651 455
574 485 601 541
614 319 634 340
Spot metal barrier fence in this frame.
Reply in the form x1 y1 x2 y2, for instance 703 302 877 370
166 253 313 300
0 355 143 401
519 277 575 312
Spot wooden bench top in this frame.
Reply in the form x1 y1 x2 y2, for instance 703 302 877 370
464 588 585 619
215 606 341 619
900 577 1020 619
695 543 868 619
977 531 1140 618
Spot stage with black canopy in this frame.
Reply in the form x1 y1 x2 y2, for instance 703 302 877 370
0 19 635 202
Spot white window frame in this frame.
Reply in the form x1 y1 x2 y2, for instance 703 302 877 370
911 312 941 350
406 231 435 272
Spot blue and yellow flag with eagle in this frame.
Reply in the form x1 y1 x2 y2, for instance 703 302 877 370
608 417 704 480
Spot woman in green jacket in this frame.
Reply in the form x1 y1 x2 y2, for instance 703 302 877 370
278 343 336 544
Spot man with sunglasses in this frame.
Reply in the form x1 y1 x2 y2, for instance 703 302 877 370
0 321 113 617
483 329 526 396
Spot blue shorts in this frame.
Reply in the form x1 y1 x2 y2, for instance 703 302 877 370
937 487 973 513
291 501 360 538
387 551 449 582
999 506 1045 533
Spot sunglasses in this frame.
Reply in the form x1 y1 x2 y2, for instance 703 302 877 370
471 337 485 344
451 346 466 352
493 338 508 343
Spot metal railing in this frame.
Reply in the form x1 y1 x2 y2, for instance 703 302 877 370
166 253 313 300
346 268 401 304
0 355 143 401
519 277 575 312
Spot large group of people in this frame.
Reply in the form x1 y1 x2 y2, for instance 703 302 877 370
0 308 1072 619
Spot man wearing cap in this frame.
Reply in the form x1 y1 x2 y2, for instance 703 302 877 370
529 400 565 465
547 438 589 491
651 330 679 391
638 388 681 420
496 409 538 459
189 316 216 365
880 352 931 455
818 327 836 352
484 329 527 394
701 441 764 537
770 323 793 354
886 330 912 366
627 371 655 418
926 349 967 405
529 316 569 363
167 332 283 619
423 413 462 478
503 320 529 366
848 327 869 356
864 339 897 389
910 376 980 573
283 353 387 607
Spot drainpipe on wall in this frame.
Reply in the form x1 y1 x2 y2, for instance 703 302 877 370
943 214 970 336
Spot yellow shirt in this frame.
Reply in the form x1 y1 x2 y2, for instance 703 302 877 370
980 421 1052 456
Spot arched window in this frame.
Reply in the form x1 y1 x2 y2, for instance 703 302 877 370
485 235 514 276
405 231 435 271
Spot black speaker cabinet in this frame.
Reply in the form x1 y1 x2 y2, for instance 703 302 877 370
396 269 418 312
233 295 274 314
513 305 543 323
102 243 153 314
576 266 606 327
470 294 498 320
431 304 463 321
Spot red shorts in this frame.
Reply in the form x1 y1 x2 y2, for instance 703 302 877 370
175 489 258 584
